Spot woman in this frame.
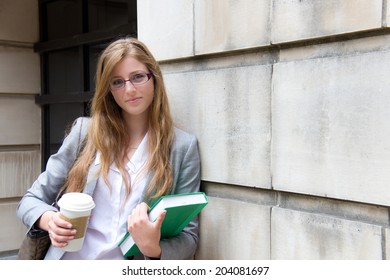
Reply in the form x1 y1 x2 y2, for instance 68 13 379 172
17 37 201 260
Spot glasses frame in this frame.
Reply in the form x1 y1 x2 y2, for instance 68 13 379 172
109 72 153 91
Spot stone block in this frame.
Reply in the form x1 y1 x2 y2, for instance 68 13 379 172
165 65 271 188
194 0 271 55
277 191 390 226
0 46 40 94
279 34 390 63
0 0 39 43
0 202 26 252
272 50 390 206
203 181 276 206
271 207 383 259
0 149 41 198
0 96 41 145
196 196 271 259
137 0 194 60
272 0 383 43
385 227 390 260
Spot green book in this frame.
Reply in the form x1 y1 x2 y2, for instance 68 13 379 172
118 192 208 258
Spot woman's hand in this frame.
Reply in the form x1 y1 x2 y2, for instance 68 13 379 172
39 211 76 248
127 202 166 258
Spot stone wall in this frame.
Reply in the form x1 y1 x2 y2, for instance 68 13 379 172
0 0 40 256
138 0 390 259
2 0 390 260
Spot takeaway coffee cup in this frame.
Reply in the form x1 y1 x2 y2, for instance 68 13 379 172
57 192 95 252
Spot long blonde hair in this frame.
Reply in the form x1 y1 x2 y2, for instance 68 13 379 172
64 37 174 200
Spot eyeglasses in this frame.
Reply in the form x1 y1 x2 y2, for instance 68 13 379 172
109 72 153 91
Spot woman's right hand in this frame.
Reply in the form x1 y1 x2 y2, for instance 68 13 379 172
39 211 76 248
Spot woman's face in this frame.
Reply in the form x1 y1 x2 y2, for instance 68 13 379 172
110 55 154 122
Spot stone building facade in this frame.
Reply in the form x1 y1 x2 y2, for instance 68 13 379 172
1 0 390 259
0 0 41 259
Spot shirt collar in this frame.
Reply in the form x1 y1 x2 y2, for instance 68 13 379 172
94 133 148 174
126 132 148 173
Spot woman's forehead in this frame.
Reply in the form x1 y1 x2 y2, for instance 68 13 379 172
111 55 148 76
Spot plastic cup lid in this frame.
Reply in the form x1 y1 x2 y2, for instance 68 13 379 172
57 192 95 212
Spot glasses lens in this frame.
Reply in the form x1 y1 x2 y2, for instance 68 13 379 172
131 73 148 85
111 79 125 89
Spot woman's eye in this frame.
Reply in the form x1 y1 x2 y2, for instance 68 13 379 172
112 79 124 86
132 73 146 82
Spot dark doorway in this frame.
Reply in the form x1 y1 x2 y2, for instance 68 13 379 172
35 0 137 168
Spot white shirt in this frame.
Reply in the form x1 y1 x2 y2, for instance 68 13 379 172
62 133 149 259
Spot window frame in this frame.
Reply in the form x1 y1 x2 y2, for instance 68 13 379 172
35 0 137 168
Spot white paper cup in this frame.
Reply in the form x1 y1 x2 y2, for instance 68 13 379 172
57 192 95 252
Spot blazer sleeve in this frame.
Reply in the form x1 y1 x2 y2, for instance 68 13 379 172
158 129 202 260
16 117 88 230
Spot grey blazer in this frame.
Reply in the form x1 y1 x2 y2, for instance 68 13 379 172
16 117 201 260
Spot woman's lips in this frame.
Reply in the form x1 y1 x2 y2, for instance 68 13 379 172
126 97 141 103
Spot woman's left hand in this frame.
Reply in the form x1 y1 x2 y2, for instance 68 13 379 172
127 202 166 258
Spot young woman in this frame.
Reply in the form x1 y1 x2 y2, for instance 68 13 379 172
17 37 201 260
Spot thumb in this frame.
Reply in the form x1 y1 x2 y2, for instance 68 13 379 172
154 210 166 229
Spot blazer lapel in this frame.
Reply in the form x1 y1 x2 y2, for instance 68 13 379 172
83 163 100 196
